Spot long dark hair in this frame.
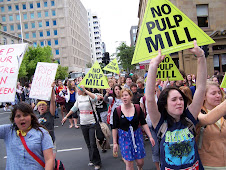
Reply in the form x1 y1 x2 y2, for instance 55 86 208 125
112 84 122 99
10 102 47 133
157 87 188 128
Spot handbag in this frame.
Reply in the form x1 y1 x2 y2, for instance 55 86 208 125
89 98 105 145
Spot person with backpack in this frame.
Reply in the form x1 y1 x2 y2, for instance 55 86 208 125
145 41 207 170
112 88 155 170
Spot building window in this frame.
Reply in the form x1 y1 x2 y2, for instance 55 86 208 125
40 41 44 47
3 37 7 45
48 40 51 46
37 2 41 8
15 5 19 10
196 4 209 27
11 40 14 44
2 16 6 22
1 7 5 12
46 30 50 36
33 42 37 47
54 29 57 35
23 14 27 20
32 32 36 38
56 49 59 55
30 13 34 19
8 5 12 11
25 33 29 39
22 4 26 10
52 10 56 16
53 20 57 25
3 26 7 31
24 23 28 29
46 21 49 26
55 39 58 45
10 25 14 31
0 0 3 2
51 1 55 6
39 31 43 37
31 22 35 28
39 21 42 27
18 34 21 38
37 12 41 18
30 3 33 9
16 15 20 20
44 2 47 7
45 11 48 17
17 24 21 30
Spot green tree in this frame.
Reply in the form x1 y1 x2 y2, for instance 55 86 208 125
55 65 68 80
116 43 135 72
86 62 93 68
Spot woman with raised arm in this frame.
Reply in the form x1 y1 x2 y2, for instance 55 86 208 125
146 40 207 169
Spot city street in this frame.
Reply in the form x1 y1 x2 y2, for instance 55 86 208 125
0 107 156 170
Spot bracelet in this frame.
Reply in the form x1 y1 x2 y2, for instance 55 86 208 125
194 53 205 58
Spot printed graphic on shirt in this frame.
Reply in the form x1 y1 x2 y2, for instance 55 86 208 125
165 160 199 170
38 117 47 123
164 127 195 166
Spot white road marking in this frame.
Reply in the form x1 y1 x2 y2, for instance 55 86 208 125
4 156 7 159
54 126 59 128
57 148 82 153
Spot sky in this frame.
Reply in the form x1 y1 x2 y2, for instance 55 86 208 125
80 0 140 55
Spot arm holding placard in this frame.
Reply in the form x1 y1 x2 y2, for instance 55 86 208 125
49 82 56 116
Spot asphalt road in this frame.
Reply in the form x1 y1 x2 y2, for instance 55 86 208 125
0 107 156 170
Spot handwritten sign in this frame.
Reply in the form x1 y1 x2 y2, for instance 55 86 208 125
131 0 215 64
0 43 28 102
30 62 58 101
79 61 109 89
103 58 120 74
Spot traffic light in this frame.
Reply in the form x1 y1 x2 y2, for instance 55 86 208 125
102 52 110 65
200 45 209 58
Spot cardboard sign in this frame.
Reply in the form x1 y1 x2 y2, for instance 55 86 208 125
103 58 120 74
131 0 215 64
79 61 109 89
29 62 58 101
220 75 226 88
0 43 28 102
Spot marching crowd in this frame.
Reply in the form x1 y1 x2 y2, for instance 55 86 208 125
0 42 226 170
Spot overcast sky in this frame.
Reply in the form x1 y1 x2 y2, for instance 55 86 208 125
80 0 140 55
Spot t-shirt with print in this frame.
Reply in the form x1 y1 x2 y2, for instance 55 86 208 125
155 109 204 170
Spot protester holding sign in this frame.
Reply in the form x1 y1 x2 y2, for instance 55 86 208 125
146 40 207 169
0 102 54 170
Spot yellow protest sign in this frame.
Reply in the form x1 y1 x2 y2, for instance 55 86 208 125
103 58 120 74
131 0 215 64
79 61 110 89
220 75 226 88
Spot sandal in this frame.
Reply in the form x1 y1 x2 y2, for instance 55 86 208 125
94 165 101 170
69 125 73 128
75 125 79 129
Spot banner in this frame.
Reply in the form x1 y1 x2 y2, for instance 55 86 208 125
0 43 28 102
103 58 120 74
29 62 58 101
79 61 110 89
131 0 215 64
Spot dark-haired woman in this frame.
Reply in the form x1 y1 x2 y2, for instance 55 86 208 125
146 40 207 169
0 102 54 170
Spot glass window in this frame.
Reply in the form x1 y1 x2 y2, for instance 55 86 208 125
16 15 20 20
51 1 55 6
40 41 44 47
44 2 47 7
24 23 28 29
46 21 49 26
55 39 58 45
54 29 57 35
3 26 7 31
1 7 5 12
31 22 35 28
39 21 42 27
32 32 36 38
33 42 37 47
18 34 21 38
48 40 51 46
25 33 29 39
0 0 3 2
52 10 56 16
9 15 13 21
15 5 19 10
30 3 33 9
37 12 41 18
8 5 12 11
56 49 59 55
2 16 6 22
197 4 209 27
10 25 14 31
23 14 27 20
45 11 48 17
46 30 50 36
39 31 43 37
53 20 56 26
30 13 34 19
37 2 40 8
11 40 14 44
17 24 21 30
22 4 26 10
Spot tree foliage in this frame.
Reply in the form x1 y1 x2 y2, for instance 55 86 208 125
86 62 93 68
116 43 135 72
55 65 68 80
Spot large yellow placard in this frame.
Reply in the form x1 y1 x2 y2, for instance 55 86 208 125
103 58 120 74
132 0 215 64
220 75 226 88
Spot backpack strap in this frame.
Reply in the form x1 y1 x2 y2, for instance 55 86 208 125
116 105 121 119
134 104 140 117
197 109 207 149
157 121 168 143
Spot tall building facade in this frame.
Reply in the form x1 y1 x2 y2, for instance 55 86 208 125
87 9 103 63
137 0 226 76
130 26 138 47
0 0 91 72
